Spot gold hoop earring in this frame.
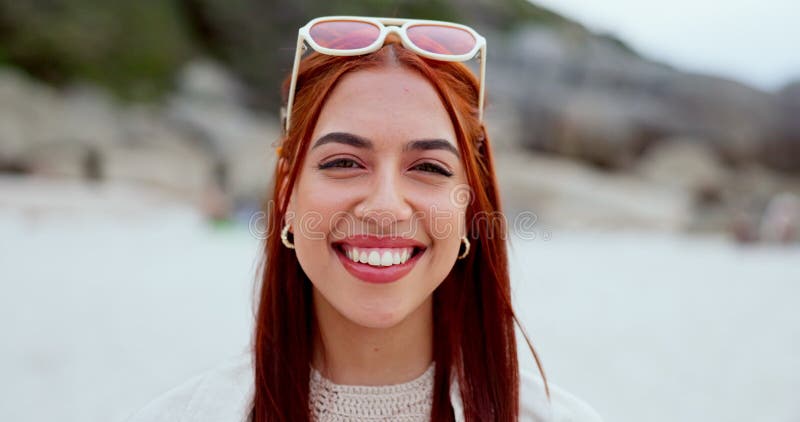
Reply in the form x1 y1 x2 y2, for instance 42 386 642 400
457 236 470 260
280 222 295 249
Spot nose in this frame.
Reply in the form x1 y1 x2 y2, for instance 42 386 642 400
355 171 413 229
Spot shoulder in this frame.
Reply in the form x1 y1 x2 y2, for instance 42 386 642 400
519 367 604 422
126 352 254 422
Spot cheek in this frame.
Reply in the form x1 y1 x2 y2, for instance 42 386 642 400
290 191 341 289
289 186 337 266
291 179 352 235
412 191 468 241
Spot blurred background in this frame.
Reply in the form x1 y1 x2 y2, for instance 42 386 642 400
0 1 798 421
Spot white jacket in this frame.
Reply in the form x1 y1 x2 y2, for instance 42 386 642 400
127 353 603 422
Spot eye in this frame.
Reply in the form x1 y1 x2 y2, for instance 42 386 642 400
318 158 363 170
412 162 453 177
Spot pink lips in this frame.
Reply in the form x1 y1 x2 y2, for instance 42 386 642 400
333 235 426 284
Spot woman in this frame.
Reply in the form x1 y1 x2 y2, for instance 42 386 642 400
129 16 603 422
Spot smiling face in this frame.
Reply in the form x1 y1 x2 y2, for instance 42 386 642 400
286 65 469 329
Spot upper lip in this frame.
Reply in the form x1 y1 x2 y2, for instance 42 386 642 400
333 234 426 249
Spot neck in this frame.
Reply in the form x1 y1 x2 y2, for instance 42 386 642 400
311 289 434 386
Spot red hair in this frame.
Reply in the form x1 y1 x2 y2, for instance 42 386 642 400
250 39 548 421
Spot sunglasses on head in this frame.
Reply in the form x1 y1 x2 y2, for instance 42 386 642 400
281 16 488 135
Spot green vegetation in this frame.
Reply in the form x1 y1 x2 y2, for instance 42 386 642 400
0 0 193 101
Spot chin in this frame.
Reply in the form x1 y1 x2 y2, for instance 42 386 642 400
345 301 410 329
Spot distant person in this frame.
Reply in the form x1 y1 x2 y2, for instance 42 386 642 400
128 16 602 421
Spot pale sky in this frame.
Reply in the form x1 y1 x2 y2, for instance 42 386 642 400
532 0 800 92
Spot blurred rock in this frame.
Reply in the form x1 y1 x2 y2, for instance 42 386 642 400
724 164 786 207
500 25 787 172
166 60 281 203
0 112 26 171
224 140 277 205
635 138 730 201
101 144 214 199
551 92 645 168
780 82 800 117
657 74 778 166
0 69 124 177
102 104 219 200
55 84 123 149
167 60 279 153
176 59 245 105
24 143 94 179
118 105 199 152
484 102 522 153
711 164 800 237
0 62 281 217
0 70 32 167
495 148 692 230
763 80 800 172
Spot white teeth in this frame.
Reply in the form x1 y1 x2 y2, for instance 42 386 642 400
341 246 417 267
368 251 380 266
380 251 393 266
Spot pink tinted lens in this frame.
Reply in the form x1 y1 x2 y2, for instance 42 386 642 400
309 20 381 50
406 24 476 56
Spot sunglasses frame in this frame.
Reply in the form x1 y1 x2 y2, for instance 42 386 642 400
282 16 487 135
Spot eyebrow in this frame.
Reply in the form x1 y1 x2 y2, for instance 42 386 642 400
311 132 459 157
403 139 460 158
312 132 371 150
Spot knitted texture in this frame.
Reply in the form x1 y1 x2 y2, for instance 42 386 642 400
309 362 435 421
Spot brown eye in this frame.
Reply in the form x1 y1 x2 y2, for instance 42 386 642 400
318 158 362 169
413 162 453 177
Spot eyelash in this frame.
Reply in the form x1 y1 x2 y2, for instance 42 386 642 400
317 158 453 177
412 162 453 177
317 158 360 170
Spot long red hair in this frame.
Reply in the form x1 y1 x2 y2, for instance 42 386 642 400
250 39 548 421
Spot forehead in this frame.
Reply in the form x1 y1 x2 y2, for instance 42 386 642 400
311 66 457 147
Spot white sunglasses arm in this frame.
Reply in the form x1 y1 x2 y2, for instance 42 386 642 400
479 43 486 123
283 33 306 134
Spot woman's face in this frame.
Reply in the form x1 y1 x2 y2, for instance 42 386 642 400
287 66 469 329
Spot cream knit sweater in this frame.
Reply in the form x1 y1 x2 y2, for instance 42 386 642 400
309 362 435 421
